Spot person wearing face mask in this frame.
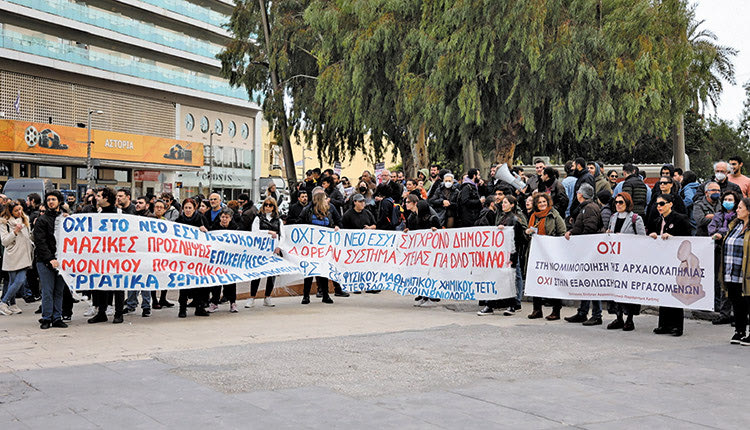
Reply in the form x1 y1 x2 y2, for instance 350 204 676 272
428 173 459 228
708 190 742 325
699 161 742 197
694 181 723 237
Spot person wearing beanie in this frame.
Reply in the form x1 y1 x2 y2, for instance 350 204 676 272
564 183 604 326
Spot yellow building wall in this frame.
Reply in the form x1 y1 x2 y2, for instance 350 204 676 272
260 120 401 182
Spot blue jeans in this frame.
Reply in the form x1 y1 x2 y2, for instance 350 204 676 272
514 261 524 306
38 262 65 322
577 300 602 319
1 269 27 305
126 290 151 310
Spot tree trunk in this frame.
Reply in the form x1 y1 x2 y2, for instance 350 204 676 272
463 138 477 172
672 113 686 170
413 122 429 175
495 116 523 165
258 0 297 187
397 138 415 178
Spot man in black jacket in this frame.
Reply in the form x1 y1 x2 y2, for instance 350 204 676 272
457 168 483 227
88 187 125 324
35 191 69 329
321 175 345 215
116 188 136 215
286 190 308 225
342 194 376 229
564 183 603 326
569 158 595 221
620 163 649 217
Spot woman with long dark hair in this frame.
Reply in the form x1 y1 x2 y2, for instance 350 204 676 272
0 200 33 316
299 190 341 304
176 198 210 318
246 197 282 308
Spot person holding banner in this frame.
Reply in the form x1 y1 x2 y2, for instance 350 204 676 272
208 208 240 313
404 197 442 307
247 197 283 308
428 173 459 228
605 192 646 331
716 197 750 345
526 193 567 320
564 184 604 326
648 194 692 337
34 191 69 329
88 188 126 325
299 189 341 304
175 198 211 318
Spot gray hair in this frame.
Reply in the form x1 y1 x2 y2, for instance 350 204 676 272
577 183 594 200
219 207 234 217
443 173 455 181
714 161 731 173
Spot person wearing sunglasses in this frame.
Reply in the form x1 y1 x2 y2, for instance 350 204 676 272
605 192 646 331
606 170 619 189
246 198 283 308
646 178 686 229
648 194 692 337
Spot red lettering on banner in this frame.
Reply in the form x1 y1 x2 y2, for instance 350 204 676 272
597 241 621 255
63 236 140 254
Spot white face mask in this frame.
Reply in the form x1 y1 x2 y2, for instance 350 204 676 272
444 181 453 188
715 172 727 181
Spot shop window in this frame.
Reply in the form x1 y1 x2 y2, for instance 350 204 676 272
0 162 11 176
19 163 29 177
38 165 65 179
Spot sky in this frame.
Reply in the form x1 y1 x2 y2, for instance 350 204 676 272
693 0 749 123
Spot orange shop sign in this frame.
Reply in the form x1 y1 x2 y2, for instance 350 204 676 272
0 120 203 167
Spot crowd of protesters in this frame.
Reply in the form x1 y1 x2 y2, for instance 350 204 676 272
1 156 750 346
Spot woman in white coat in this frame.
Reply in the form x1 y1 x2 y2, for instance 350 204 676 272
0 200 34 315
605 192 646 331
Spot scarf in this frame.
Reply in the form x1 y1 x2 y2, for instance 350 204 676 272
529 207 552 235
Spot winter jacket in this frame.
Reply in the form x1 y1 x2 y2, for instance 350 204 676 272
569 200 602 235
33 208 62 266
680 181 701 230
620 174 649 217
646 186 686 228
1 218 33 271
474 208 497 227
570 170 595 218
707 210 736 237
164 206 179 222
428 184 459 225
647 211 692 237
298 204 342 228
692 197 721 237
592 164 612 195
176 211 207 228
718 219 750 295
457 180 482 227
607 212 646 235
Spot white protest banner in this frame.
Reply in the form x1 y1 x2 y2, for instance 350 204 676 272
280 225 516 300
525 234 714 310
56 214 300 290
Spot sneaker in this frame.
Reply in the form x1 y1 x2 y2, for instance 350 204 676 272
207 303 219 313
105 307 114 316
0 302 12 316
88 314 108 324
122 307 135 314
414 298 429 307
502 307 516 316
9 304 22 314
142 308 151 317
334 291 350 297
263 297 275 307
40 320 51 330
83 306 96 317
195 307 210 317
62 315 72 321
582 317 603 326
244 298 255 308
112 315 124 324
607 319 624 330
740 336 750 346
731 332 745 345
564 314 588 323
301 296 310 305
321 297 334 304
178 308 187 318
51 320 68 328
420 300 435 307
477 306 494 316
230 303 238 313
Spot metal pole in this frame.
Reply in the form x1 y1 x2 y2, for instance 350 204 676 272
209 131 214 194
86 110 103 189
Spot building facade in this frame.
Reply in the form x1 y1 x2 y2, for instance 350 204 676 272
0 0 262 201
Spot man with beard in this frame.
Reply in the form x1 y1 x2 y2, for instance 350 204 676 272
34 191 68 329
568 157 595 222
116 188 136 214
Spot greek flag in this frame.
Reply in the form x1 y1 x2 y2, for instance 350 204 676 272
13 90 20 114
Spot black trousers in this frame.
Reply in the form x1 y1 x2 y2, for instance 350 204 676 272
62 287 73 318
211 284 236 304
657 306 684 331
151 290 169 304
303 277 330 298
726 282 749 334
533 297 561 312
179 287 209 308
250 277 276 297
93 291 124 316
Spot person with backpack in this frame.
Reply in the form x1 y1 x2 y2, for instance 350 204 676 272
374 183 403 231
605 192 646 331
679 171 701 234
564 184 604 326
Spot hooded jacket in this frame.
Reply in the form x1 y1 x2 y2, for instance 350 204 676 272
457 178 482 227
1 217 33 271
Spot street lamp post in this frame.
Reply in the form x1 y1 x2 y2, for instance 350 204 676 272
208 130 221 194
86 110 104 188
